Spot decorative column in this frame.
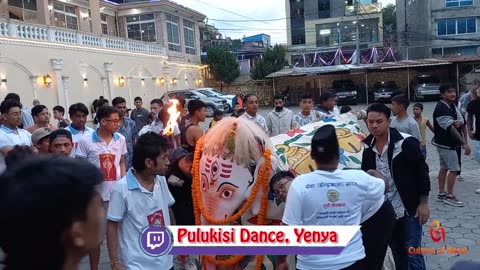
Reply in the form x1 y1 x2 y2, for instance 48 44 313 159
104 63 115 100
36 0 50 25
127 77 133 106
30 76 38 100
162 62 171 92
51 59 66 108
62 76 70 110
89 0 102 34
101 77 108 100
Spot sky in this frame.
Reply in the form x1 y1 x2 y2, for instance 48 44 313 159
179 0 396 44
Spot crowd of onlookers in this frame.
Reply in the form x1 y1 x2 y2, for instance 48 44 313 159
1 81 480 270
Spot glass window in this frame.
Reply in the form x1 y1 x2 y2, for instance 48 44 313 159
445 0 474 7
166 14 180 52
125 13 156 42
318 0 330 19
467 18 476 33
438 20 447 35
101 14 108 35
437 17 476 35
315 18 379 47
53 3 78 30
8 0 37 23
183 19 195 55
447 19 456 35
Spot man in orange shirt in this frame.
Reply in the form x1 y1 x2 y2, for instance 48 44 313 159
232 87 244 108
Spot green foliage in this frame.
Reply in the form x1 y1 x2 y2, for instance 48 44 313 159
251 45 288 80
204 47 240 84
382 4 396 32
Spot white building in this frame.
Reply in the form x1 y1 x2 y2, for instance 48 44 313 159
0 0 206 117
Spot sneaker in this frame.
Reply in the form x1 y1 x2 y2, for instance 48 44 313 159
437 192 446 202
444 194 464 207
457 175 465 181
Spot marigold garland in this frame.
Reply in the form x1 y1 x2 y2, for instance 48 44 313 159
191 133 272 270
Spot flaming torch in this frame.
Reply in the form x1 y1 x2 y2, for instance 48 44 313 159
164 99 181 137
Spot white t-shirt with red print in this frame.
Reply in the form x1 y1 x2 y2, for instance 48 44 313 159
107 169 175 270
75 130 127 201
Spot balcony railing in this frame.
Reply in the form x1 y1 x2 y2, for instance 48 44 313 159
0 20 167 56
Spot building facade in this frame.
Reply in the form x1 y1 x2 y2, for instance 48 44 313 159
285 0 383 64
396 0 480 59
0 0 206 119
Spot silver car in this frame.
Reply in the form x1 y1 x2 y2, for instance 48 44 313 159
411 75 443 101
161 89 229 117
197 88 236 112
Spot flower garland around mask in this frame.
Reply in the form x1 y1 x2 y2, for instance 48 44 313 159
191 125 272 270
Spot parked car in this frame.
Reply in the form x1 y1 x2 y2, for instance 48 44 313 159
371 81 399 102
161 89 230 117
196 88 236 112
327 79 360 105
410 75 443 101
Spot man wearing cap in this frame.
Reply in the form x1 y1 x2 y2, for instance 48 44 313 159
49 129 73 156
31 127 51 154
281 124 388 270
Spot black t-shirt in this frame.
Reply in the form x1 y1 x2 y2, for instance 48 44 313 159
166 164 195 225
467 98 480 140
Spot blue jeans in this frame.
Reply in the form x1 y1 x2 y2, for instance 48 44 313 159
390 215 426 270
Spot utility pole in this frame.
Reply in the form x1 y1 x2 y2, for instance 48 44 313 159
354 0 360 65
404 0 409 60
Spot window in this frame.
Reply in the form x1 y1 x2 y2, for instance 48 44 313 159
446 0 474 7
53 3 78 30
166 14 180 52
183 19 195 55
437 17 476 35
316 18 379 47
8 0 37 23
318 0 330 19
126 14 156 42
101 14 108 35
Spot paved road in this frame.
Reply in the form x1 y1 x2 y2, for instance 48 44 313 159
80 101 480 270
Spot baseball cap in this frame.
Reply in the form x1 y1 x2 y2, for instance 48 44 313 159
31 128 51 145
168 148 189 165
49 129 72 143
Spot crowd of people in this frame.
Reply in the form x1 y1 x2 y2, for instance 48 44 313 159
0 81 479 270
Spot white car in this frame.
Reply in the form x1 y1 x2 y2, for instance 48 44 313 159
197 88 236 112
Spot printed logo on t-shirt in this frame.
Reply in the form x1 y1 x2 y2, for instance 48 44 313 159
147 209 165 226
327 190 340 202
99 153 116 181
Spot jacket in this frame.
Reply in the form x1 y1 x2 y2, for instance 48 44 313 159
266 108 294 136
361 128 430 215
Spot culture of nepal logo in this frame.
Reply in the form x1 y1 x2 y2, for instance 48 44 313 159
408 220 468 255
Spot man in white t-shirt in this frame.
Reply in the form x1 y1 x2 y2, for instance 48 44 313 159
75 105 127 270
0 99 32 173
280 125 387 270
239 94 269 135
107 132 175 270
65 103 94 158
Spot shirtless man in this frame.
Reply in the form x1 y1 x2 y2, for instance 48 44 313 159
181 100 206 153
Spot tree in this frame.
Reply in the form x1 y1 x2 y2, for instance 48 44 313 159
250 45 288 80
204 47 240 84
382 4 397 46
382 4 396 32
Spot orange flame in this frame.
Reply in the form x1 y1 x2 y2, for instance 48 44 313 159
164 99 181 136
